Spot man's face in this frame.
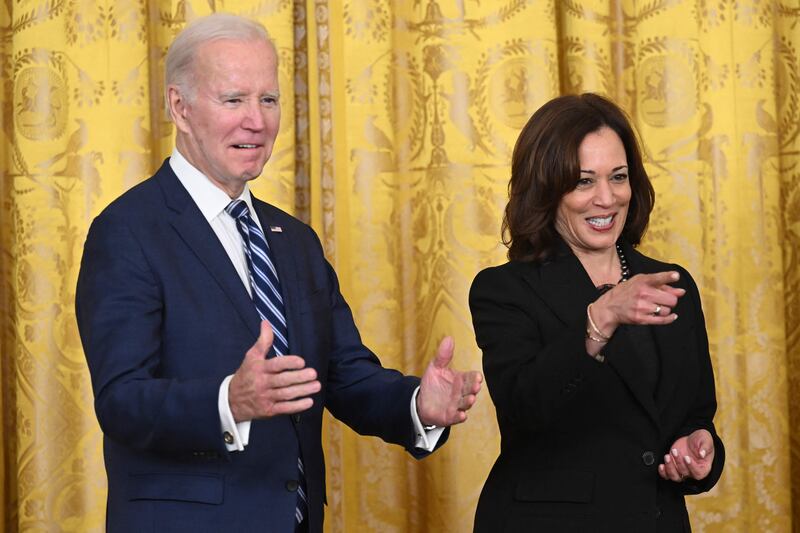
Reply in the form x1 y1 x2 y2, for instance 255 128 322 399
170 38 281 197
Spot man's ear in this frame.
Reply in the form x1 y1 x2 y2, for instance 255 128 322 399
167 85 190 133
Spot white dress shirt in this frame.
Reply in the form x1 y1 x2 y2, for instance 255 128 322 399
169 148 443 452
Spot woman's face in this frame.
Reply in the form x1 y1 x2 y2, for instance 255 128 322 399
555 126 631 256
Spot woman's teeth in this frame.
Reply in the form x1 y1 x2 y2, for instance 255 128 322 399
587 215 613 228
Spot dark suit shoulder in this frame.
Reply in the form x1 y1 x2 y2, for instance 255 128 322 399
628 248 676 272
627 248 698 290
473 260 537 281
469 261 540 306
251 198 311 233
250 197 323 255
472 260 542 285
93 162 171 223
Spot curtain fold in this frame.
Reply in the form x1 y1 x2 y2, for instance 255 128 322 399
1 1 797 531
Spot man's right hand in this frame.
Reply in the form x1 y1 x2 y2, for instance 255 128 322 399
229 321 321 422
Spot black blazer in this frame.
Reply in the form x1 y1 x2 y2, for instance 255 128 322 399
469 241 724 533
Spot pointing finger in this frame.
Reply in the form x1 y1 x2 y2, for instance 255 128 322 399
642 271 680 286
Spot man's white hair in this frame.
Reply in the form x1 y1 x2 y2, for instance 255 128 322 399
164 13 276 106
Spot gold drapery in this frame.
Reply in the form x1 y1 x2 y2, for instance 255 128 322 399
1 1 797 531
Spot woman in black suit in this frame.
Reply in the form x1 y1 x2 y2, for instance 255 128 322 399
469 93 724 532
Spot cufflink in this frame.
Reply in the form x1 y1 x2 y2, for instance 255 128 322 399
223 431 234 445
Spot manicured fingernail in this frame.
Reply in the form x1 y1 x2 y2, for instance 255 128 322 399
699 449 707 458
671 272 679 280
664 455 671 464
684 456 691 465
671 448 679 457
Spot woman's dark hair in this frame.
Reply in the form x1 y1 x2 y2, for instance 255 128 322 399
502 93 655 262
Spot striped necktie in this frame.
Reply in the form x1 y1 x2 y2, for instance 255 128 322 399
225 199 288 356
225 199 308 527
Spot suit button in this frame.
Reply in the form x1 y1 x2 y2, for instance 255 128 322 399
286 480 299 492
642 451 655 466
292 414 301 423
223 431 234 445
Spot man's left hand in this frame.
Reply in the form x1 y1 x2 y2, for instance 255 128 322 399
416 337 483 427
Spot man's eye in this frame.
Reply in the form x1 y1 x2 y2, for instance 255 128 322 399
261 96 278 105
226 98 241 104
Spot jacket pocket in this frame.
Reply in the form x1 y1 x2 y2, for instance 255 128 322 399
127 472 223 504
515 469 594 503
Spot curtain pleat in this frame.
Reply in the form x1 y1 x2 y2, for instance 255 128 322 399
0 1 797 531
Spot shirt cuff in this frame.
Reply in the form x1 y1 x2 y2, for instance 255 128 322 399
410 386 445 451
218 374 252 452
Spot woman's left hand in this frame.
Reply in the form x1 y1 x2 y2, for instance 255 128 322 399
658 429 714 482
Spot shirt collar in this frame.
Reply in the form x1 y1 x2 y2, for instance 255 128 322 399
169 148 255 222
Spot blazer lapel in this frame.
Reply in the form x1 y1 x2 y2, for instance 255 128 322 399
251 198 302 355
605 329 662 429
652 320 687 412
525 242 662 429
521 245 598 330
625 247 688 412
156 163 260 338
623 244 686 421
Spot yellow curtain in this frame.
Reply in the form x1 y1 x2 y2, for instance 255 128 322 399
1 1 797 532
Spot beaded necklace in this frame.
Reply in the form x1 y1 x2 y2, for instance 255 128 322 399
596 243 630 294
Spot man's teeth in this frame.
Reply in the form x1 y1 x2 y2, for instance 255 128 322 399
235 144 257 148
587 215 613 227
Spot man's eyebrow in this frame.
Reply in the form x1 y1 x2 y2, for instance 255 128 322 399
219 91 246 99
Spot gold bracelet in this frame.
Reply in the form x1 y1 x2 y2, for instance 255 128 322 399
585 329 608 344
587 303 611 341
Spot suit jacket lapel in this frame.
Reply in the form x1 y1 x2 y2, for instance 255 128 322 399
521 244 598 330
251 198 302 354
623 244 686 419
523 242 662 429
156 163 261 338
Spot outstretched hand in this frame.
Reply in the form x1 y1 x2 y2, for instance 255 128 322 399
228 321 321 422
658 429 715 483
590 271 686 338
416 337 483 427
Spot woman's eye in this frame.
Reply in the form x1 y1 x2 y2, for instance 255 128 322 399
576 177 593 188
612 173 629 182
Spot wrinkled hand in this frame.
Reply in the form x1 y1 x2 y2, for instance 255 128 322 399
416 337 483 427
591 271 686 336
229 321 321 422
658 429 714 483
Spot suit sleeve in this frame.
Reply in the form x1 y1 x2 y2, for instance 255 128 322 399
673 268 725 494
307 230 449 458
76 211 225 453
469 266 604 433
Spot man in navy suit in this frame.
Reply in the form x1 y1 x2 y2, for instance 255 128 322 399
75 13 482 533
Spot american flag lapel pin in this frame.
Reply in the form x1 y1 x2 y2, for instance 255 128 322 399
270 226 283 233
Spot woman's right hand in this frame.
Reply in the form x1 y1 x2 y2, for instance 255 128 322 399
589 271 686 339
658 429 715 482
